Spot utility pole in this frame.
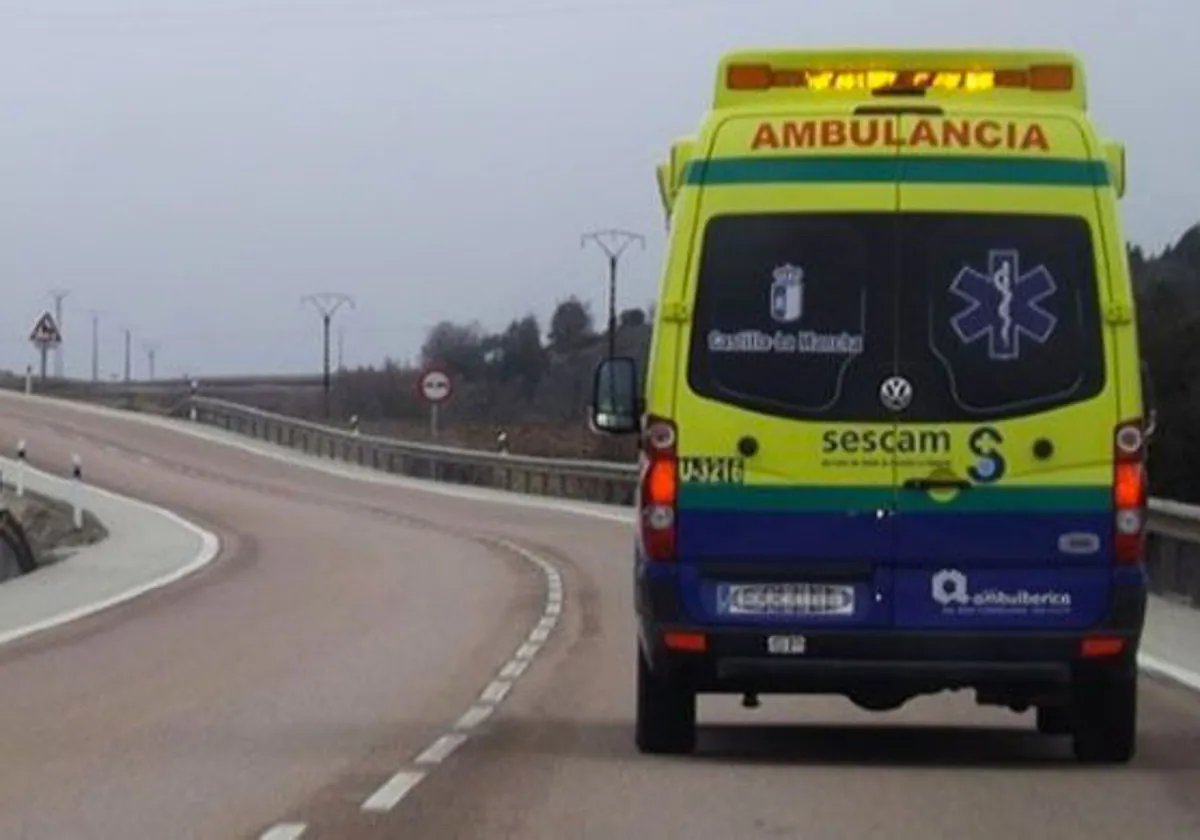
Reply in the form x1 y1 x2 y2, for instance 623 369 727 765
48 288 70 378
338 326 345 372
124 328 132 382
302 292 355 418
143 341 160 381
581 229 644 360
90 310 100 382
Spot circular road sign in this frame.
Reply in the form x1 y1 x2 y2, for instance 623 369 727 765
418 368 453 404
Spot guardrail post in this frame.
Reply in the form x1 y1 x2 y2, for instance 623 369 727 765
71 454 83 530
15 440 26 498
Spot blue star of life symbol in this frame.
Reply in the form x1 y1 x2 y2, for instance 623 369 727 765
949 249 1058 361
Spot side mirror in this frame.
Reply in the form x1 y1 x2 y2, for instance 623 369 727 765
589 356 641 434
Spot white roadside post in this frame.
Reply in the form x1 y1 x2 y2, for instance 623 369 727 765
15 440 26 498
71 454 83 530
189 379 199 422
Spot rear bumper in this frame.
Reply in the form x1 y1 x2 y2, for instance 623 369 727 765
637 574 1147 695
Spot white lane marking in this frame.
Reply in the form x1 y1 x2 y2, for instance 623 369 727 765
515 642 540 660
12 391 1200 705
260 823 307 840
350 539 563 814
480 679 512 704
0 390 632 524
361 770 426 813
499 659 528 680
0 458 222 650
455 705 494 731
138 455 154 465
415 733 468 765
1139 653 1200 694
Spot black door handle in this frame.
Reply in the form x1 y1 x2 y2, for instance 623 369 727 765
903 477 972 492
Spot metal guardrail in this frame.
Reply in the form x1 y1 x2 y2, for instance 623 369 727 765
144 396 1200 608
185 396 640 506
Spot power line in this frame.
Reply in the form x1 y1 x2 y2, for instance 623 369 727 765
302 292 355 418
143 341 160 381
48 288 69 379
581 228 644 360
90 310 101 382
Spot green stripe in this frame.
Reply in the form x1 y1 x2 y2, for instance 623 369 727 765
684 156 1109 187
679 484 1111 513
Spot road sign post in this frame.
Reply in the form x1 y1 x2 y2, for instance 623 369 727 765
28 311 63 382
416 367 453 442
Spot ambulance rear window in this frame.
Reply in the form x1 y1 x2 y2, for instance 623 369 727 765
898 212 1105 421
686 212 897 423
686 212 1106 423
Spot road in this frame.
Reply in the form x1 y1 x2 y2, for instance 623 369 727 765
0 395 1199 839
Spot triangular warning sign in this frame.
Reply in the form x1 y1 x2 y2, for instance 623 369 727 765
29 311 62 345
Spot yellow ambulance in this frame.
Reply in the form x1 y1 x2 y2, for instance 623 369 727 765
592 49 1149 763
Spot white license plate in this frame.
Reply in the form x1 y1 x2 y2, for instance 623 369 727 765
767 634 807 655
717 582 855 617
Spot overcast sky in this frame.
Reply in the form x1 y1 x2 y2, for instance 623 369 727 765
0 0 1192 379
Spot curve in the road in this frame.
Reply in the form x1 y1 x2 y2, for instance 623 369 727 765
2 390 1200 840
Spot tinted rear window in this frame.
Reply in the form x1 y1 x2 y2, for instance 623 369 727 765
687 212 1105 423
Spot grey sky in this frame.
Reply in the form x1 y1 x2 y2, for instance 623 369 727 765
0 0 1192 379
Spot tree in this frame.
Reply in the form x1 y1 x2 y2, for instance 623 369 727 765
619 307 647 328
421 320 488 380
493 314 547 400
548 296 595 354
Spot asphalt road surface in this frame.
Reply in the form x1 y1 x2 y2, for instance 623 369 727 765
0 395 1199 839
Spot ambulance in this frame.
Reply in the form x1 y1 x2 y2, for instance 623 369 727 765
591 49 1149 763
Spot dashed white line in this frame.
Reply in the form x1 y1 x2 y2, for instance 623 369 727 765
361 770 426 813
415 733 468 765
499 659 528 680
260 823 307 840
481 678 512 704
455 704 494 731
515 642 540 660
529 625 552 643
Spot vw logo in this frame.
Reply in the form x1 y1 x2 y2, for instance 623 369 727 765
879 376 913 412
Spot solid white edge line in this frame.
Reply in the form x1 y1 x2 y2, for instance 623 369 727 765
260 823 307 840
415 733 468 765
1138 652 1200 694
0 459 222 649
361 770 426 813
0 390 634 525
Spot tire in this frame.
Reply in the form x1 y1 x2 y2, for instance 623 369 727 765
1036 705 1071 736
1070 666 1137 764
635 644 696 755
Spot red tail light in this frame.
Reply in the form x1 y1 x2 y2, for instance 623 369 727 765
639 416 678 562
1113 420 1148 565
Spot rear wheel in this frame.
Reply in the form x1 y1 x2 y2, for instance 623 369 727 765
1070 666 1137 764
635 644 696 755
